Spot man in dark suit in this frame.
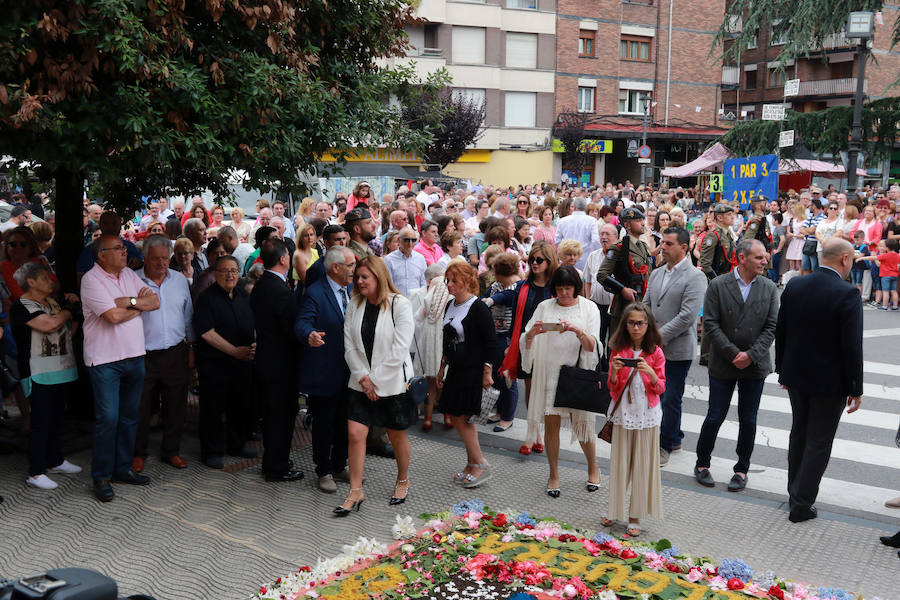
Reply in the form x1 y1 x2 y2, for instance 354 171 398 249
695 239 778 492
295 246 356 493
776 237 863 523
251 239 304 482
303 225 348 288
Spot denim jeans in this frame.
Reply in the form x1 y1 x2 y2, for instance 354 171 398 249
659 359 692 452
695 375 764 474
767 252 782 283
88 356 145 483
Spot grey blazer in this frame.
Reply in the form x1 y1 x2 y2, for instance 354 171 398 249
645 260 708 361
703 272 779 380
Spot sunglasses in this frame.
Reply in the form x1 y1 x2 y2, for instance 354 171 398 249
528 257 546 265
401 237 418 243
518 200 529 205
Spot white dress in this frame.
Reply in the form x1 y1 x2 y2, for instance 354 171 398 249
610 351 662 430
416 276 450 377
520 296 601 444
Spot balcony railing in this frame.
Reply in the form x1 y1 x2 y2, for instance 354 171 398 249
722 66 740 86
797 78 867 96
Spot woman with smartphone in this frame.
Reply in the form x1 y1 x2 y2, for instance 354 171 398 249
520 265 601 498
603 302 666 537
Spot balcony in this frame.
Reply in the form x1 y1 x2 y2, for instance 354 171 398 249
797 78 867 96
722 66 740 86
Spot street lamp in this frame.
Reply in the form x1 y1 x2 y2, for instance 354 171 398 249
640 95 651 148
845 11 874 201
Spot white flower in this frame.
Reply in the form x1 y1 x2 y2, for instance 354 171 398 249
392 515 418 539
596 591 617 600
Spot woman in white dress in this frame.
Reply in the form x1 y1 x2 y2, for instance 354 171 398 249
520 265 601 498
784 203 806 272
417 267 451 430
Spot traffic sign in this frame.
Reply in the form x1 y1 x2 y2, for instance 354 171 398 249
762 104 786 121
779 129 795 148
784 78 800 97
638 145 651 159
710 174 723 194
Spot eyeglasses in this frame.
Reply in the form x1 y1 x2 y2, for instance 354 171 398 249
343 262 357 268
828 206 838 210
528 257 546 265
401 237 418 243
216 268 239 275
627 320 648 328
518 200 529 205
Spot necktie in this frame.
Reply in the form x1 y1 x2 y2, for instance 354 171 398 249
340 288 348 313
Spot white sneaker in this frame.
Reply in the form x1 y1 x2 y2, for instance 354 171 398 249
26 474 58 490
49 460 82 474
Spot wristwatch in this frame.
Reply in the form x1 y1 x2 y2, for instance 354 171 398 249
129 297 137 309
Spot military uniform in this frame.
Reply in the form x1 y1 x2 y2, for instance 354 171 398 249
699 223 737 281
348 238 374 261
596 232 651 333
743 199 773 268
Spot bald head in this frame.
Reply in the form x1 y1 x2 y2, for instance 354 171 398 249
821 237 854 279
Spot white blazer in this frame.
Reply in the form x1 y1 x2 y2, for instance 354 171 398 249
344 293 415 397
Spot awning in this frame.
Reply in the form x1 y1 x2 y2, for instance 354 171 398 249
661 142 730 177
778 158 867 177
584 122 728 141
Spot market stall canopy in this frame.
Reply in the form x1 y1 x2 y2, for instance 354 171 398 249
778 158 866 177
661 143 730 177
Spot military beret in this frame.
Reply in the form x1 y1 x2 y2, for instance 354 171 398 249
619 207 645 221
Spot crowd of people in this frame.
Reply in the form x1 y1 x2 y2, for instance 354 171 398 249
0 179 897 552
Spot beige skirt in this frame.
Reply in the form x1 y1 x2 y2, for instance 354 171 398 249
607 424 663 522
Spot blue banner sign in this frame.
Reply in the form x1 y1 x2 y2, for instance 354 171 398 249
723 154 778 208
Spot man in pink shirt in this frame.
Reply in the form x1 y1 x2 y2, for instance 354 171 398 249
81 235 160 502
414 220 444 266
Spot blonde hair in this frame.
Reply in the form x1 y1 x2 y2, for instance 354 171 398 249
791 203 806 221
352 256 399 310
173 237 194 255
557 238 583 259
298 197 315 218
295 223 316 250
230 206 245 220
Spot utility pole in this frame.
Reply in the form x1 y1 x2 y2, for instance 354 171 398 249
845 11 874 201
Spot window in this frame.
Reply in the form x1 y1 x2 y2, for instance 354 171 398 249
507 0 537 8
506 32 538 69
620 36 651 61
618 89 649 115
453 88 486 123
770 21 788 46
747 29 758 49
579 30 595 56
745 69 757 89
505 92 536 127
768 68 785 87
577 87 595 113
451 27 485 64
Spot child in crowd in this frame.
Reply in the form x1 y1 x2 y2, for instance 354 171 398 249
857 238 900 310
850 230 870 297
485 253 522 431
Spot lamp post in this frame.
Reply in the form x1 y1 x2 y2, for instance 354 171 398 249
641 95 651 184
845 11 874 201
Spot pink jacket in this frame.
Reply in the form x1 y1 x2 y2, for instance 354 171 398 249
607 346 666 408
532 226 556 247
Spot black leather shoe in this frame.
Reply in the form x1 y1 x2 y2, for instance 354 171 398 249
879 532 900 547
788 505 818 523
113 470 151 485
546 488 561 498
93 480 115 502
264 470 305 482
204 456 224 469
727 473 747 492
694 466 715 488
228 446 260 459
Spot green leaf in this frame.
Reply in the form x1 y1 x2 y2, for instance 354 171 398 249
654 539 672 552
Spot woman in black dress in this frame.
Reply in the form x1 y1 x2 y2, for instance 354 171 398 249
438 260 496 488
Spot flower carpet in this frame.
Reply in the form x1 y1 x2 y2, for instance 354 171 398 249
253 501 865 600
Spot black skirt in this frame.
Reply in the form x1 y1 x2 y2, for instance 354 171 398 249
438 327 483 417
347 389 413 430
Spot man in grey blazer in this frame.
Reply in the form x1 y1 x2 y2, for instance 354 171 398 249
695 239 778 492
645 227 708 466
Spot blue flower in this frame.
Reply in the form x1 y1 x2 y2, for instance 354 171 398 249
515 511 537 527
660 546 680 559
817 587 854 600
717 558 754 582
451 499 486 516
592 532 614 545
509 594 537 600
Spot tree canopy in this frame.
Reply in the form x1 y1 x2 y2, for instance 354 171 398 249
402 88 485 169
552 111 591 175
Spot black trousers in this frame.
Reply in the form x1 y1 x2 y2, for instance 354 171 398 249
786 389 846 511
28 382 67 476
260 376 298 476
135 343 189 459
198 361 251 458
309 391 349 477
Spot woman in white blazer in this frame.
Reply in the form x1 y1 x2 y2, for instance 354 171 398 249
337 256 415 516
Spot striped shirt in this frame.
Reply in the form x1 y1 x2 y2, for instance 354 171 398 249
802 213 825 241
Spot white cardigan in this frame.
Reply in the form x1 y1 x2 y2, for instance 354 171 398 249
344 293 415 397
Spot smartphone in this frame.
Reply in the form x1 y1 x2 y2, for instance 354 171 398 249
542 322 564 332
618 357 640 368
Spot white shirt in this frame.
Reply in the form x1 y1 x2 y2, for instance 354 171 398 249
265 269 287 282
326 273 350 315
443 296 477 342
660 254 692 295
383 249 426 297
583 247 613 304
555 211 601 269
232 243 254 271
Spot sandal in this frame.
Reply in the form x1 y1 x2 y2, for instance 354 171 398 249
454 464 477 485
463 463 491 489
519 444 532 455
532 442 544 454
625 525 641 537
600 517 614 527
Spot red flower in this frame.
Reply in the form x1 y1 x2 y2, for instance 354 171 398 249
727 578 745 590
433 534 443 543
768 586 785 600
298 566 311 573
665 563 682 574
492 513 508 527
620 549 638 559
276 578 282 584
259 587 267 595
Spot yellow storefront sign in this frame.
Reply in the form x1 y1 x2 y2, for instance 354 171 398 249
320 149 491 164
551 139 613 154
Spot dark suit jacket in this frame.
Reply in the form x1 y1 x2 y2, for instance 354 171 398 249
776 267 863 397
251 271 299 381
305 256 326 287
703 271 779 380
294 276 350 397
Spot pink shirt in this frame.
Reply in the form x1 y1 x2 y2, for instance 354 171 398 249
532 225 557 247
80 264 148 367
413 241 444 266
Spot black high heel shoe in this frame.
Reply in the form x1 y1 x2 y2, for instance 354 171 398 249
333 488 365 516
389 479 409 506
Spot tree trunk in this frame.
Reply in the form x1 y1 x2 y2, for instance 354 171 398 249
53 167 84 293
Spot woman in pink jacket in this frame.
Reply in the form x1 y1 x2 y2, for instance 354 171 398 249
602 302 666 537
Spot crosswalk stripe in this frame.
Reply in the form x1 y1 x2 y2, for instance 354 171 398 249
682 385 898 431
862 360 900 376
862 327 900 338
763 373 900 402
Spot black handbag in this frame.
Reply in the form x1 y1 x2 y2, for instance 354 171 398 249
391 296 428 405
802 239 818 256
553 345 611 414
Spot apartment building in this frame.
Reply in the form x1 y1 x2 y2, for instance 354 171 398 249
553 0 728 186
378 0 558 185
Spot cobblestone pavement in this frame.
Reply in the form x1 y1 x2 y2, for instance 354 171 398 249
0 407 897 600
